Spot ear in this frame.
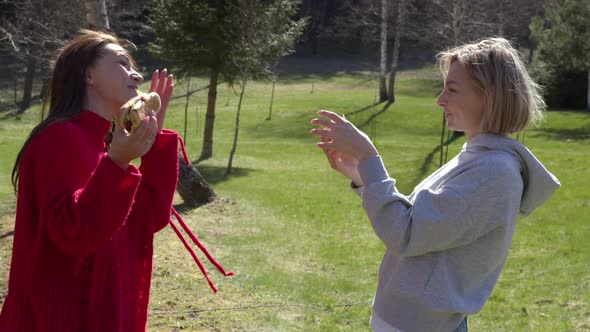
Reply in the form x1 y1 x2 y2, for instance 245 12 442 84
86 70 95 86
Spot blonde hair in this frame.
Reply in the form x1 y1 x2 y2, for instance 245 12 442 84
437 38 545 135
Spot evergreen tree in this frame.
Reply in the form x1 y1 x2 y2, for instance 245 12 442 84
149 0 306 160
530 0 590 111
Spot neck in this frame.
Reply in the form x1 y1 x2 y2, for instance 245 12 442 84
83 89 117 120
465 124 486 140
465 131 478 140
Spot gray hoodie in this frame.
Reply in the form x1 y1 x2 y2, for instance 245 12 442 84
354 134 560 332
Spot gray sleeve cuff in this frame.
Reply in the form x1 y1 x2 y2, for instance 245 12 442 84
350 181 364 197
358 155 390 185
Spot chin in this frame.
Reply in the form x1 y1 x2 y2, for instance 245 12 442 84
121 91 138 104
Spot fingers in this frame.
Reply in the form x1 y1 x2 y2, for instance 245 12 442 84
144 117 158 141
133 117 158 155
162 73 174 103
310 117 335 129
149 69 159 93
309 128 334 140
317 110 346 124
315 139 332 149
149 68 173 97
111 123 126 139
158 69 168 93
149 69 173 132
323 148 338 169
149 116 158 137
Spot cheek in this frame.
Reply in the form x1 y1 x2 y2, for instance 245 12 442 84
471 99 486 123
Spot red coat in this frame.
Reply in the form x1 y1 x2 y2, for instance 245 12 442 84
0 111 179 331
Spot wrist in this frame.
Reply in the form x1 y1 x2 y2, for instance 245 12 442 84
108 152 130 169
356 149 378 162
351 180 363 189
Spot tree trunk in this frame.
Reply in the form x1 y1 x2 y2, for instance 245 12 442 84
85 0 98 28
227 78 247 175
200 70 218 161
452 0 465 46
85 0 110 30
309 0 329 55
18 54 36 114
14 75 18 104
379 0 388 102
388 0 405 103
183 76 191 142
177 156 216 207
497 0 504 36
310 24 320 55
267 80 276 120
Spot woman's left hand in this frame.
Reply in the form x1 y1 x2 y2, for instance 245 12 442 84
148 68 174 132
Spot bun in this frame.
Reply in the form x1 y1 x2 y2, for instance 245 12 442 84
116 92 161 132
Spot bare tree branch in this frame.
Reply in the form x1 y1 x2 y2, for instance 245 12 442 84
0 27 20 52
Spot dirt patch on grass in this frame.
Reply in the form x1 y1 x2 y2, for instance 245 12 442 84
149 196 283 331
0 213 15 307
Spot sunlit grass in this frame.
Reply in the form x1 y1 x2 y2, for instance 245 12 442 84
0 69 588 331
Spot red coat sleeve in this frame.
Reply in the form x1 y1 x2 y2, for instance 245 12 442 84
30 124 142 257
132 129 179 233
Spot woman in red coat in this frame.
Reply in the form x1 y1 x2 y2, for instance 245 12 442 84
0 30 177 331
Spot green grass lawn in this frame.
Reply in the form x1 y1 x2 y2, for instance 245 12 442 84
0 69 589 331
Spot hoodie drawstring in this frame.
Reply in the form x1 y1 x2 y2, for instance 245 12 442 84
170 136 234 293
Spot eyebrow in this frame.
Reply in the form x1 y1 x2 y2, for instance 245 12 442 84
116 53 137 67
445 80 460 86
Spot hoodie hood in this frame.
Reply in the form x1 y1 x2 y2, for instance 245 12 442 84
465 134 560 216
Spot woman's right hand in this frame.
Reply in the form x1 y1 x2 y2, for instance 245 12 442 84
321 136 363 186
108 115 158 169
310 110 378 162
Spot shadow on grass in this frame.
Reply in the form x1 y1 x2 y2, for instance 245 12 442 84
0 231 14 241
395 80 443 98
248 100 393 142
275 71 377 85
196 165 255 186
412 134 462 185
0 103 17 114
250 111 319 141
345 101 387 116
172 165 254 212
0 92 45 116
356 101 394 129
172 202 205 213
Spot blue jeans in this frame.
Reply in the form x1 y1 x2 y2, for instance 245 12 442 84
453 317 468 332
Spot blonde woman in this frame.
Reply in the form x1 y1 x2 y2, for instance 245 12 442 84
310 38 560 332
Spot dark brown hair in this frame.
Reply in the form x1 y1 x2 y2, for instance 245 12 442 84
11 29 135 192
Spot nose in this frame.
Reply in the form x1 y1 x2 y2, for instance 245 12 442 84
131 70 144 84
436 90 446 107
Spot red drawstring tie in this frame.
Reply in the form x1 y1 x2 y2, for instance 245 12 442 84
169 136 234 293
178 135 190 170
